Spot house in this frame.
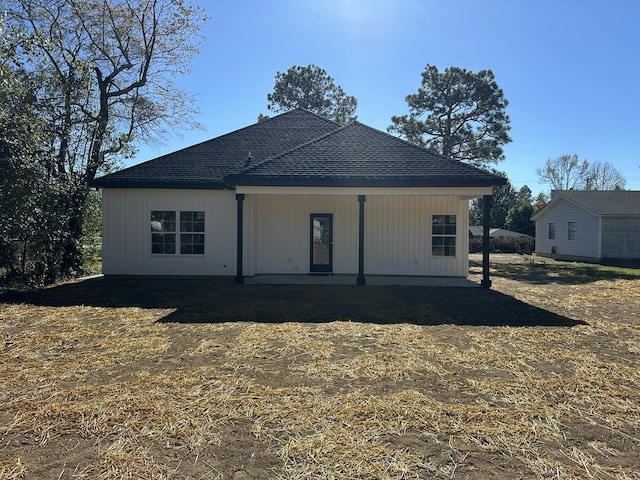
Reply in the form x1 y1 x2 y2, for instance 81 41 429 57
531 190 640 262
93 109 505 285
469 226 532 239
468 226 533 254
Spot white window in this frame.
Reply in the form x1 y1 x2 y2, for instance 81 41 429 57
151 210 205 254
568 221 576 240
432 215 456 257
548 222 556 240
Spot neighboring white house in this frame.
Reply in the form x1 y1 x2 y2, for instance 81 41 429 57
531 190 640 262
93 109 505 285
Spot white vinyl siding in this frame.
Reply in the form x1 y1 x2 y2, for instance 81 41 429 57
365 195 468 276
250 195 358 275
102 189 237 275
534 199 600 259
247 193 470 277
103 188 478 278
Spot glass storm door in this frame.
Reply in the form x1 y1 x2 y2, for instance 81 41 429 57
310 214 333 273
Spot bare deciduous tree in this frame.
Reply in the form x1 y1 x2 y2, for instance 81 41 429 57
2 0 206 278
536 154 591 190
585 161 626 190
537 154 626 192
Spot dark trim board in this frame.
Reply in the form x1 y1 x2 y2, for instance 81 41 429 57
225 175 504 188
357 195 366 285
235 194 245 284
481 195 492 288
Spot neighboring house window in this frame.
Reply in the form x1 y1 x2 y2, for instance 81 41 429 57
151 211 176 254
548 222 556 240
180 211 205 254
568 221 576 240
151 210 205 254
432 215 456 256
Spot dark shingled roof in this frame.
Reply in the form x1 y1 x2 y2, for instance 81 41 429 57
227 121 503 187
93 109 506 189
552 190 640 216
93 109 339 189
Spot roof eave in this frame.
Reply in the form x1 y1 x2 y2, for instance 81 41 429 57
224 175 505 188
91 179 230 190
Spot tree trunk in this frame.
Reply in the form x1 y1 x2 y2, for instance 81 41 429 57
60 187 88 278
59 72 109 279
442 112 453 158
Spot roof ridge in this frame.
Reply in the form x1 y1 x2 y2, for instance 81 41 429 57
243 120 500 176
534 190 640 219
350 121 497 174
95 109 340 180
350 121 445 155
242 120 348 173
104 110 317 173
286 107 343 127
349 121 436 160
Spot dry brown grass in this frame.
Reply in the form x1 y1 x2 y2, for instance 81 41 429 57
0 458 25 480
1 256 639 479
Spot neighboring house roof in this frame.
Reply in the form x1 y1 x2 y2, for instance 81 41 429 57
490 228 532 238
469 226 531 238
469 226 484 237
94 109 506 189
532 190 640 220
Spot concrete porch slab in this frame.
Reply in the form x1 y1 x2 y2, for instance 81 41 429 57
244 274 479 287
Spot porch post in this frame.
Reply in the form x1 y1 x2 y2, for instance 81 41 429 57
481 194 492 288
357 195 366 286
235 193 244 284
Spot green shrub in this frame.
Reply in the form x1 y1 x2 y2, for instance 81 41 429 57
469 236 534 254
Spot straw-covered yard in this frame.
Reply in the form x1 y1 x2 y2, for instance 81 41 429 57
1 254 639 479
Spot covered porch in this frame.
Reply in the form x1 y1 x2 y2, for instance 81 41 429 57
233 186 495 288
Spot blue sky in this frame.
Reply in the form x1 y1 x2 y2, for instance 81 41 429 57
136 0 640 195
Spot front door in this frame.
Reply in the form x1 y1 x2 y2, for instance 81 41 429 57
310 214 333 273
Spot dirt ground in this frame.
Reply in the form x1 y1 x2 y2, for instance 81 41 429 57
1 254 639 479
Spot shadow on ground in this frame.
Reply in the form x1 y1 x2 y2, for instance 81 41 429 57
1 276 585 327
